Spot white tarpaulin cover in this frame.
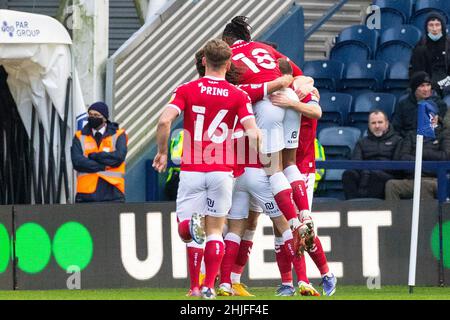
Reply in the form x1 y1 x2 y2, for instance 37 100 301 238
0 9 87 203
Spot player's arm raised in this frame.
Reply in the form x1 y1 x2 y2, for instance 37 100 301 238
153 106 180 173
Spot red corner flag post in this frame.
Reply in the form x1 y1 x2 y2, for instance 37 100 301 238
408 100 438 294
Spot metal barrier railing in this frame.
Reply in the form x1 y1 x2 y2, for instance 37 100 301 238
304 0 349 41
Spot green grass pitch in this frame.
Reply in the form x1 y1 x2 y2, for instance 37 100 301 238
0 286 449 300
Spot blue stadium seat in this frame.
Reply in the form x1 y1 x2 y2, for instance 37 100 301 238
318 127 362 160
379 25 422 47
410 0 450 30
336 25 379 54
384 61 410 91
348 93 397 132
330 43 372 64
342 61 388 91
375 42 413 64
303 60 344 91
330 25 378 63
369 0 415 30
317 93 353 134
374 0 414 22
316 169 346 200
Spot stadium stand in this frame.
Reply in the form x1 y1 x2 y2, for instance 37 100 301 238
317 93 353 134
410 0 450 30
371 0 415 30
317 126 361 199
303 60 344 92
107 0 296 165
348 92 396 132
330 25 378 63
318 126 362 160
342 60 388 91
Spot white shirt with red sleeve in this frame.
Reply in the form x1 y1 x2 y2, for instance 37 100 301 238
168 76 255 172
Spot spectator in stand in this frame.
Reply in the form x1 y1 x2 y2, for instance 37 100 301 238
392 71 447 138
410 12 450 96
385 126 450 200
342 110 402 199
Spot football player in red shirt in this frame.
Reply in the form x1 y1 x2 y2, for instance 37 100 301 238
194 49 301 297
222 17 314 251
272 76 337 296
153 39 261 299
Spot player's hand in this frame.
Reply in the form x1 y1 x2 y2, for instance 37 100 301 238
311 87 320 102
270 92 294 109
278 74 294 88
294 87 308 101
247 128 262 154
152 152 168 173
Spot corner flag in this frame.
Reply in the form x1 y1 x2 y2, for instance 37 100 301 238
408 99 438 293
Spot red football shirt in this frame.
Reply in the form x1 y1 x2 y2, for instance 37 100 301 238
231 40 303 84
296 99 319 174
169 76 255 172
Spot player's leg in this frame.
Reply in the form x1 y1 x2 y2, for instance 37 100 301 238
201 172 233 299
186 241 204 297
218 179 249 296
231 206 260 297
253 100 301 230
176 172 208 295
302 172 336 296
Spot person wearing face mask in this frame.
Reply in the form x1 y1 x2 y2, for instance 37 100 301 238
392 71 447 138
71 102 128 203
410 12 450 96
342 110 403 200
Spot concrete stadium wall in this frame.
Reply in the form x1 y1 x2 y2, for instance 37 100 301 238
0 200 448 290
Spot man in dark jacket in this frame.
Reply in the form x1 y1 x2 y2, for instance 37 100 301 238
385 126 450 200
71 102 128 203
392 71 447 138
410 12 450 96
342 110 402 199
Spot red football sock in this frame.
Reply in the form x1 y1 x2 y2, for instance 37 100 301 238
290 180 310 212
220 235 241 285
275 239 293 285
203 236 225 289
187 245 204 289
269 173 298 222
178 219 191 242
284 165 310 212
232 239 253 275
293 254 309 283
308 236 329 275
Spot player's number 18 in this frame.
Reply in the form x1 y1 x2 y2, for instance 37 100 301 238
233 48 277 74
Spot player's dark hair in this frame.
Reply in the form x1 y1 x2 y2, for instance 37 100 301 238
278 58 292 75
195 48 241 85
223 16 252 43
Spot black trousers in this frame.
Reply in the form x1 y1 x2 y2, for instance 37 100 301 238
342 170 395 200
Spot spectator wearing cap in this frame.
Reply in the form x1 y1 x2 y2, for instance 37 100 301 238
71 102 128 203
411 12 450 96
392 71 447 138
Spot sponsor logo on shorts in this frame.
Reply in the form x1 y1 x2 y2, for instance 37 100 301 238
265 202 275 210
207 198 215 208
291 131 298 139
